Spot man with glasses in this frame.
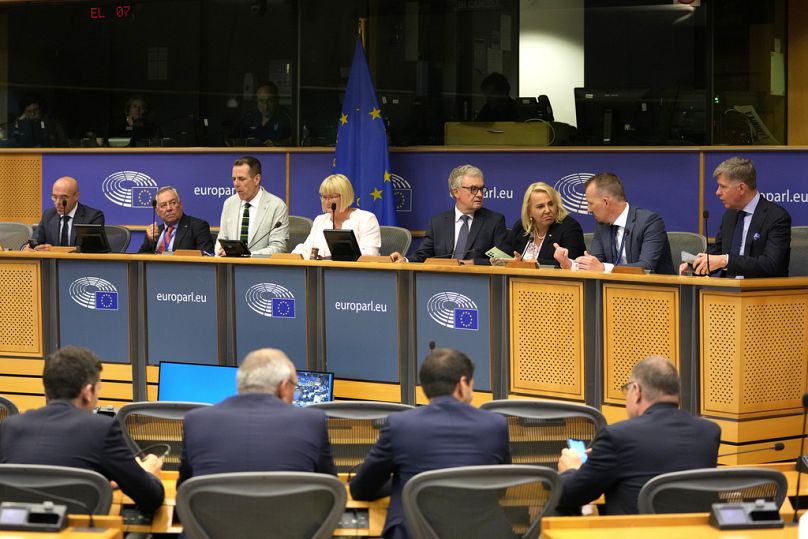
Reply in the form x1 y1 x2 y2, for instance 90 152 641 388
177 348 336 486
684 157 791 278
391 164 507 264
556 355 720 515
138 186 214 254
30 176 104 250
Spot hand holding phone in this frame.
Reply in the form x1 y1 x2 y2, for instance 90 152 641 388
567 438 588 464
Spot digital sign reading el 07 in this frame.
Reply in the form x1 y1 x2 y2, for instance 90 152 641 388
89 4 133 20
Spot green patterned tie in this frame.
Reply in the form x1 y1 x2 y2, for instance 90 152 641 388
240 203 250 243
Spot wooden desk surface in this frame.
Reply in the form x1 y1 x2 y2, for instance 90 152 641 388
113 471 388 536
0 516 123 539
542 513 797 539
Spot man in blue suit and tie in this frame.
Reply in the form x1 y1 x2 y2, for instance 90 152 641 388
349 348 511 539
178 348 336 486
554 172 675 274
30 176 104 250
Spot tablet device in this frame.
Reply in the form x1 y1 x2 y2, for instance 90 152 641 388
74 224 111 253
218 239 251 257
323 229 361 261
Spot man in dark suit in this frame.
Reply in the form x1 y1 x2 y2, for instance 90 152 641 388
391 164 507 265
138 186 214 253
687 157 791 278
30 176 104 250
178 348 336 486
557 355 720 515
555 172 675 274
350 348 511 539
0 346 164 513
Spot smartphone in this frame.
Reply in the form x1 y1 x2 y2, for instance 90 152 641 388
567 438 588 463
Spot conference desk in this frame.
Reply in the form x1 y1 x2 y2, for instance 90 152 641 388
1 250 807 454
112 471 388 536
0 516 123 539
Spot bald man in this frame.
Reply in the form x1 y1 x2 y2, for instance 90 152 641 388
32 176 104 250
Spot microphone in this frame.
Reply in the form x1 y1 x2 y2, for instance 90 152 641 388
330 202 337 230
521 236 533 258
717 442 784 458
151 198 159 254
428 340 436 351
794 392 808 523
3 482 97 528
246 220 283 250
703 210 711 275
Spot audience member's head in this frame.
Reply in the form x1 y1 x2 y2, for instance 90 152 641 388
419 348 475 403
125 96 149 125
624 355 679 417
17 93 45 121
43 346 103 409
236 348 298 403
255 82 280 117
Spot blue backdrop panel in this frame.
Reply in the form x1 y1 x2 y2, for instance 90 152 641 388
414 273 492 391
388 151 701 233
234 265 308 368
704 151 808 227
323 269 398 382
58 260 130 363
146 263 218 365
288 152 334 218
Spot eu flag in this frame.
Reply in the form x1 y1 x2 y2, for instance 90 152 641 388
271 298 296 319
94 291 118 311
131 187 157 208
334 37 397 225
453 308 479 331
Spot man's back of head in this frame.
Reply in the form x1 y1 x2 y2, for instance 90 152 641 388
237 348 297 403
43 346 102 404
419 348 475 403
626 355 679 417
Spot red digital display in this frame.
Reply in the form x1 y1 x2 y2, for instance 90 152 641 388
89 4 133 20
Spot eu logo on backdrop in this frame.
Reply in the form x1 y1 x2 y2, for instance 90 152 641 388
102 171 159 208
245 282 296 319
94 291 119 311
427 291 479 332
69 277 119 311
271 298 295 318
453 308 478 330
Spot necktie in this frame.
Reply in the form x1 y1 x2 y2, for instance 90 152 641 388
157 225 172 253
730 210 747 256
240 203 250 243
453 215 470 259
60 215 71 246
610 224 620 264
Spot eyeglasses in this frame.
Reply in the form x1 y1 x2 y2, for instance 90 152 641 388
320 194 341 200
458 185 486 196
51 195 74 202
620 381 636 394
157 200 180 209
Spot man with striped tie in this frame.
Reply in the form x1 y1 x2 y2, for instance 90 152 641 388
216 155 289 256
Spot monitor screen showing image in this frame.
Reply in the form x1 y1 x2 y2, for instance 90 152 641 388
158 361 238 404
294 370 334 407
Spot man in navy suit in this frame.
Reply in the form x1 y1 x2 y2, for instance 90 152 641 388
391 164 507 265
31 176 104 250
138 186 214 253
0 346 165 513
556 355 720 515
687 157 791 278
349 348 511 539
177 348 336 486
555 172 676 274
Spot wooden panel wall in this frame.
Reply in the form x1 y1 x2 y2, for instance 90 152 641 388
0 154 42 224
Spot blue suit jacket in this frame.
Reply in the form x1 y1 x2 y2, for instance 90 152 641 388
708 196 791 277
349 396 511 539
178 393 336 486
409 207 507 264
138 213 214 253
558 402 720 515
35 203 105 246
589 206 676 274
0 400 164 513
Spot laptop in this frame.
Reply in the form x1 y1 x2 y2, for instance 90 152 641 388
293 370 335 407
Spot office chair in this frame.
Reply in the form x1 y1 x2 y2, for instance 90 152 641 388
0 395 19 422
0 464 113 515
176 471 346 539
403 464 562 539
104 225 131 253
790 226 808 276
637 467 788 514
380 226 412 257
116 401 210 471
288 215 314 252
667 231 707 268
0 222 33 250
480 400 606 470
308 401 414 473
582 232 593 251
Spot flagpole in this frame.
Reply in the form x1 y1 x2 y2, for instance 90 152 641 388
358 17 366 48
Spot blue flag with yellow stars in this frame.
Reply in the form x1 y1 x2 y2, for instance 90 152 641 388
334 37 397 226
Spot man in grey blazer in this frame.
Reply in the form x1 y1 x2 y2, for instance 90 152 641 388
216 155 289 256
555 172 675 274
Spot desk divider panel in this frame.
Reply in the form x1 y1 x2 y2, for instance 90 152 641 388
0 259 42 358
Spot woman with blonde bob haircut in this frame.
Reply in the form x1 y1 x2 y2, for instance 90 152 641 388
497 181 585 265
291 174 381 259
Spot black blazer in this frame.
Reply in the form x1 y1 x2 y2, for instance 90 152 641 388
506 215 586 263
138 213 214 253
589 206 676 275
35 203 104 246
558 402 720 515
707 196 791 277
410 207 508 265
0 400 164 513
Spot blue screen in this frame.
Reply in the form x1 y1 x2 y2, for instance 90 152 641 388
158 362 238 404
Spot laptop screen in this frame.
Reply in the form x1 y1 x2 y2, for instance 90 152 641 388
294 370 334 407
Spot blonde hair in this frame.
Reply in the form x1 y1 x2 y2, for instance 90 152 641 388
520 182 568 235
319 174 355 213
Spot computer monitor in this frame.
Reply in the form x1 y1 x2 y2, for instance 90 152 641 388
573 88 655 145
158 362 238 404
73 224 111 253
294 370 334 407
323 229 361 261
